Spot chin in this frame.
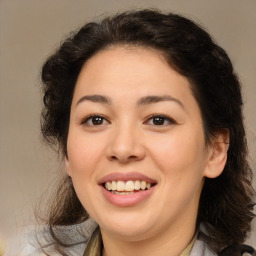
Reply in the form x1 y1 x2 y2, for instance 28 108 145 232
95 210 158 241
102 224 154 242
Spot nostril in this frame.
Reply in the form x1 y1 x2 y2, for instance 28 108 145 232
128 155 138 159
110 156 118 160
109 154 141 163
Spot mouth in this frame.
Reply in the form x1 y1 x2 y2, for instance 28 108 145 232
103 180 156 195
99 172 157 206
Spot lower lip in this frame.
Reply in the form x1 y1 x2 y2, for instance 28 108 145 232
100 185 156 207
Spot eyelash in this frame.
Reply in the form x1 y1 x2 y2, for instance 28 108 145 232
81 114 177 127
145 114 177 126
81 114 110 126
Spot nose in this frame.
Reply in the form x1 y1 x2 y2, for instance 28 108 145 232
106 123 146 163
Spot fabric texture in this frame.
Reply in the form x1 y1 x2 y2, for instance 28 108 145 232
4 220 255 256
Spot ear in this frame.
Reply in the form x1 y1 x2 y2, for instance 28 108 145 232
203 129 230 179
65 156 72 177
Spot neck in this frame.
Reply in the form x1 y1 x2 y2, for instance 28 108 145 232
101 216 197 256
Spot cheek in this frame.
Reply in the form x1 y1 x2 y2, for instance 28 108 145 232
66 132 107 211
67 131 106 175
152 133 204 166
151 137 205 212
147 127 206 187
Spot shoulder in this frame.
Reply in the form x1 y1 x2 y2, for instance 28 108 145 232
190 232 256 256
4 226 43 256
190 238 217 256
4 219 97 256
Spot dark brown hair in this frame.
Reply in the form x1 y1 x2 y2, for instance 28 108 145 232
40 9 255 254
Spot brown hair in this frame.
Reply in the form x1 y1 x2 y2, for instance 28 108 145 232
40 9 255 255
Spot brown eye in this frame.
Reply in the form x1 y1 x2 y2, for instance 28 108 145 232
82 115 109 126
152 116 165 125
145 114 176 126
91 116 104 125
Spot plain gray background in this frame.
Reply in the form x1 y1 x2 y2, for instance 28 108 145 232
0 0 255 247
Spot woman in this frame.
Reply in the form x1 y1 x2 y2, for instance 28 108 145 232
27 9 256 256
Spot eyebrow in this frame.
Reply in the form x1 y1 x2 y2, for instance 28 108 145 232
76 94 184 109
76 95 112 106
137 95 184 109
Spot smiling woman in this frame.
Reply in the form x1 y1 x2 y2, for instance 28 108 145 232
19 9 255 256
66 47 210 242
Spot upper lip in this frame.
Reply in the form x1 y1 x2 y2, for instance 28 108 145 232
98 172 157 184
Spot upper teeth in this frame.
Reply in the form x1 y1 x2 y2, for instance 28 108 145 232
104 180 152 192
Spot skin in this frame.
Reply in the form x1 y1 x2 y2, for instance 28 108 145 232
66 46 228 256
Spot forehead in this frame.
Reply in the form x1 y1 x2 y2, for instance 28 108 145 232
81 46 169 79
74 46 193 98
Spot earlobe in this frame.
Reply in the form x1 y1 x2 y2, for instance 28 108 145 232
204 129 230 179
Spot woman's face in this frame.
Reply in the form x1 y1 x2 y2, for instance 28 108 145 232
66 46 214 241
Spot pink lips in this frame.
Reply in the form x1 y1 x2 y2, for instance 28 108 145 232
99 172 157 207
